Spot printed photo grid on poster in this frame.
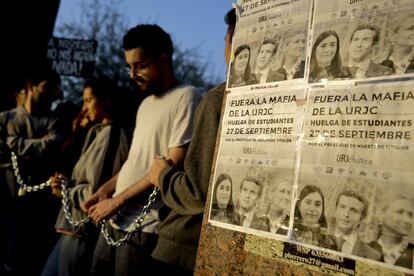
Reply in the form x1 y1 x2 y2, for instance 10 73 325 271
208 0 414 274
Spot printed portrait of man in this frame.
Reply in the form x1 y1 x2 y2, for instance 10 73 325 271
232 176 264 229
253 39 285 84
346 24 392 79
333 190 381 260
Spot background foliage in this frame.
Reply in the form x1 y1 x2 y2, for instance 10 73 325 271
55 0 220 105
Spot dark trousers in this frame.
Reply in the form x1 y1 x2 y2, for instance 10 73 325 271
4 210 59 276
89 227 158 276
0 215 15 275
151 258 193 276
41 233 98 276
61 234 98 276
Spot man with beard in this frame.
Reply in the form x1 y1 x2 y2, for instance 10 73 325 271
148 8 236 275
0 67 63 276
83 24 201 276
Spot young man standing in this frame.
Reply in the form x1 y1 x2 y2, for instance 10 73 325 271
83 24 201 275
0 67 63 276
149 8 236 275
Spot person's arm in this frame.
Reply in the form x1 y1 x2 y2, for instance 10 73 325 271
71 126 129 211
0 111 11 161
81 174 118 213
150 85 224 216
7 117 63 157
49 172 67 198
87 146 187 224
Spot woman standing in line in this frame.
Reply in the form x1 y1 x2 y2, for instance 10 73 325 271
42 76 129 276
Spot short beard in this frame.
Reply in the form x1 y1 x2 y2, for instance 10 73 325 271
135 76 164 96
148 76 165 96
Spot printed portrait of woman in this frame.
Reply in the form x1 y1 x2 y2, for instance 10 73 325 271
210 173 235 224
257 179 292 235
292 185 336 250
228 44 257 88
381 13 414 75
309 30 350 82
370 194 414 269
276 30 306 80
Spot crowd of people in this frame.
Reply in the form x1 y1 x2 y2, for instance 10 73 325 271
0 7 237 276
1 5 414 276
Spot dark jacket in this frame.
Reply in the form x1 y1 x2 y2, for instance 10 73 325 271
370 241 414 268
381 58 414 74
345 61 393 79
291 222 337 250
276 60 305 80
255 215 290 235
0 107 64 215
231 211 262 230
335 236 381 260
153 83 225 270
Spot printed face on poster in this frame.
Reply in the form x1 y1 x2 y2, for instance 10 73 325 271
208 87 306 238
297 81 414 273
226 0 312 91
309 0 414 83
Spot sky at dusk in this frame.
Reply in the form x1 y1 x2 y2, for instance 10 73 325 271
54 0 235 82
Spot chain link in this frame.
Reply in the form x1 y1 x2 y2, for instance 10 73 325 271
99 187 159 247
60 178 90 227
12 150 159 246
11 151 51 192
12 151 89 226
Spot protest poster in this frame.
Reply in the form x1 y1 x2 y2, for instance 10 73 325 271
227 0 312 90
208 86 306 239
309 0 414 83
201 0 414 275
46 37 97 78
295 81 414 273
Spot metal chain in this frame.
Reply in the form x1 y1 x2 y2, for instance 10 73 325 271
99 187 159 247
60 178 90 227
11 151 51 192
